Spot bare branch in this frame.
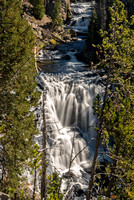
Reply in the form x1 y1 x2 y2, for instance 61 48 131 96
70 138 96 165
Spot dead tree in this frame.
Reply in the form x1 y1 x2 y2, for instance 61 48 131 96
41 90 47 200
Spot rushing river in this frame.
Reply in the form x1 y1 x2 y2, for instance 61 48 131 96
35 2 105 198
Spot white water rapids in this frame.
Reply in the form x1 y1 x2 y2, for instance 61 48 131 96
32 1 105 198
36 71 104 194
68 2 93 33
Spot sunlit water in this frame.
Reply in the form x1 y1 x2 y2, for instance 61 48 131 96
33 2 105 198
36 71 104 194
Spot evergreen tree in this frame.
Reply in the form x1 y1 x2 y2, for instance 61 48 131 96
51 0 62 26
87 0 134 199
29 0 45 20
47 171 64 200
28 144 42 200
103 93 134 199
0 0 39 196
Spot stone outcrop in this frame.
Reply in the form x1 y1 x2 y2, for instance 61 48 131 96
22 0 77 48
0 192 9 200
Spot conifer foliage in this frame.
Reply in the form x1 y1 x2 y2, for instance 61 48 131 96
51 0 62 26
0 0 39 196
29 0 45 20
87 0 134 199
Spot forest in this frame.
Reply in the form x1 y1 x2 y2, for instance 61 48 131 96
0 0 133 199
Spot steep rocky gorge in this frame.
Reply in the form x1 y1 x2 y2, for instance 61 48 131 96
22 0 91 49
34 2 104 199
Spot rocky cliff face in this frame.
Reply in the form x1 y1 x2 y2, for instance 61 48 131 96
0 192 9 200
23 0 76 49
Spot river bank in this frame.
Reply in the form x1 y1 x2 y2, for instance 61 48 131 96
23 0 78 51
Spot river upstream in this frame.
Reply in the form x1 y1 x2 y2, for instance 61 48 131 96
35 2 105 199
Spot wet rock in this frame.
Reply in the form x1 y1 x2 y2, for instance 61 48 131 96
70 49 76 52
62 55 71 60
63 35 71 40
63 170 76 178
70 29 77 37
75 53 84 61
65 39 71 43
72 37 78 41
81 164 91 173
75 188 84 197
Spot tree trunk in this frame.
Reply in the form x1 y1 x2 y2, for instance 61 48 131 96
87 85 109 199
86 129 102 199
101 0 106 30
33 167 37 200
106 140 119 197
41 90 47 200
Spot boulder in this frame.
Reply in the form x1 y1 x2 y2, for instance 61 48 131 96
70 29 77 37
0 192 9 200
62 54 71 60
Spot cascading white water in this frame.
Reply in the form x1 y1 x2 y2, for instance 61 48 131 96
36 71 104 192
68 2 92 33
34 2 105 197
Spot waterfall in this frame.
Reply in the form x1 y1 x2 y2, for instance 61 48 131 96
34 1 105 196
36 71 104 191
68 2 92 33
